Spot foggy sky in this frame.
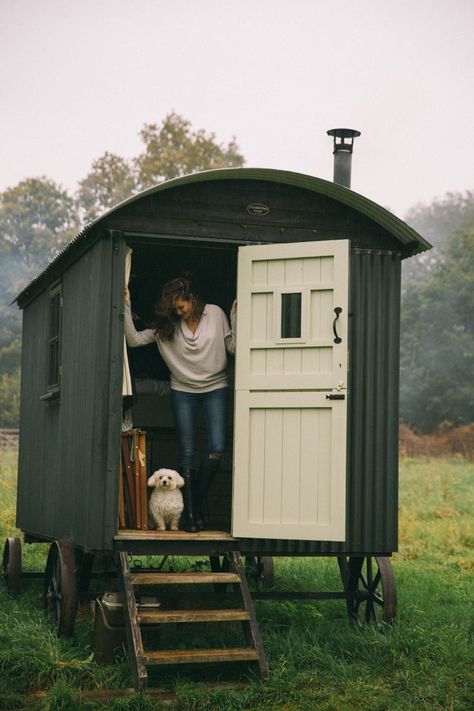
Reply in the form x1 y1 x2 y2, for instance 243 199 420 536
1 0 473 218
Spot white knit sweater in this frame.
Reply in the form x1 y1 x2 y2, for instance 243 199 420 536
124 302 236 393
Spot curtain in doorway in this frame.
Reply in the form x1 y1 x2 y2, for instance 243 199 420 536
122 247 133 398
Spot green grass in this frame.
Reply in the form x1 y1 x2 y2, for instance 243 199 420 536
0 452 473 710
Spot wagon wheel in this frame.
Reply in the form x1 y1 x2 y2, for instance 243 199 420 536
2 537 22 596
245 556 275 589
338 555 397 629
43 540 78 637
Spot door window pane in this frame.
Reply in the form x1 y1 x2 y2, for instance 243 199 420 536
281 292 302 339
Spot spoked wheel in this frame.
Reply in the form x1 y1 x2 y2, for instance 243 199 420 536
2 537 22 596
338 555 397 629
245 556 275 589
43 540 78 637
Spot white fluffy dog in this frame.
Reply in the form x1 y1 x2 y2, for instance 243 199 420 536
147 469 185 531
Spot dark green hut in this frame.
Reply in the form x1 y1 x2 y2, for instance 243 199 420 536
14 167 430 558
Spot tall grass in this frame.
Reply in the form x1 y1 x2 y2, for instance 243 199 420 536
0 448 18 538
0 452 472 710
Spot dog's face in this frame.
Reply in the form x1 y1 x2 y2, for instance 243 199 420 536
147 468 184 491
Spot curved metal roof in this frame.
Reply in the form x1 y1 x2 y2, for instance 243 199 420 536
88 167 431 251
15 167 431 305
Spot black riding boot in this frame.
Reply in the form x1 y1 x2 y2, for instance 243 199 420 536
194 456 221 531
180 468 198 533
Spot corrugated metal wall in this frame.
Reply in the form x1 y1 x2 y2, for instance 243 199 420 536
239 250 401 555
17 294 51 537
17 235 124 551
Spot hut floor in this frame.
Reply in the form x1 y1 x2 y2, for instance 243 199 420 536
115 529 236 541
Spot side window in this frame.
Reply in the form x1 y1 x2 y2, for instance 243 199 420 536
48 283 62 392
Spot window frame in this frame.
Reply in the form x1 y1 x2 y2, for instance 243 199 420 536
274 287 308 345
46 281 63 397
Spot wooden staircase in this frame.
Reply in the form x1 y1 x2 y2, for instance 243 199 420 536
117 551 268 690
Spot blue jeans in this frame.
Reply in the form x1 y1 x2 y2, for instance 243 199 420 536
171 387 227 469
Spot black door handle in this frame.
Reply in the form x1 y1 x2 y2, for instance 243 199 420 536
326 394 345 400
333 307 342 344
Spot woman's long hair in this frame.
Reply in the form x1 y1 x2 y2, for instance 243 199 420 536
154 276 204 340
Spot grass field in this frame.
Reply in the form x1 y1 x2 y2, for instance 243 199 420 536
0 450 473 710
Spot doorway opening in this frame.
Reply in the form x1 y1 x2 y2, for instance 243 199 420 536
123 238 239 533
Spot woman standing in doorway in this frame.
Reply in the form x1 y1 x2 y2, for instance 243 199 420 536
124 276 236 532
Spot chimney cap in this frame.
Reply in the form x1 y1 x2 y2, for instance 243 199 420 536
327 128 361 139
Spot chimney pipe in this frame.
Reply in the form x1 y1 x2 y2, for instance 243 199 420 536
327 128 361 188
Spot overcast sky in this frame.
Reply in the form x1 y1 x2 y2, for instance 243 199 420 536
1 0 473 218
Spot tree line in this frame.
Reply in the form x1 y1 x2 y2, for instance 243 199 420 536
0 113 244 427
401 193 474 431
0 112 472 432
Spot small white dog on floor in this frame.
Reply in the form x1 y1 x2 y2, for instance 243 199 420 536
147 468 185 531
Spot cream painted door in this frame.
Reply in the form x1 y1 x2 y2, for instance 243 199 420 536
232 240 349 541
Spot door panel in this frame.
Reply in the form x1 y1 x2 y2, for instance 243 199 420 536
235 240 349 392
232 391 346 541
232 240 349 541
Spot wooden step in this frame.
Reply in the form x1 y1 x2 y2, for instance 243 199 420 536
143 647 260 665
138 608 251 624
131 572 240 585
117 550 268 686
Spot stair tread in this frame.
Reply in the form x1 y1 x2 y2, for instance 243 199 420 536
144 647 260 665
138 608 250 623
131 571 240 585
